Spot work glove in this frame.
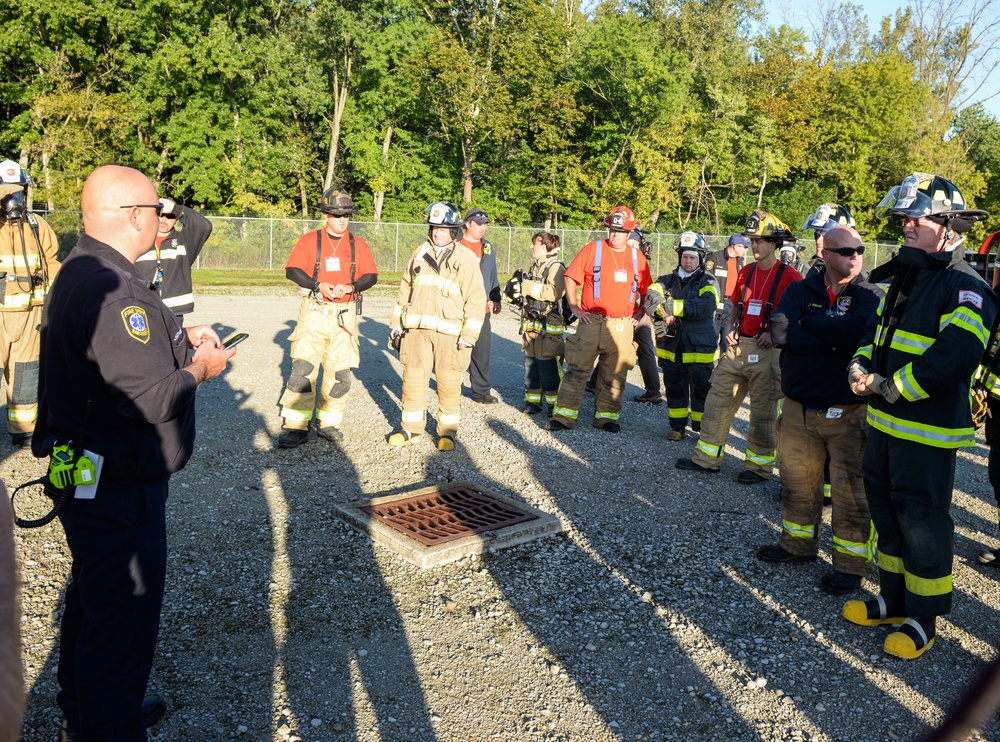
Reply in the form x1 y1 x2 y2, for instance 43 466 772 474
388 327 403 352
972 388 990 429
867 373 901 404
848 361 871 396
653 318 670 340
662 298 675 317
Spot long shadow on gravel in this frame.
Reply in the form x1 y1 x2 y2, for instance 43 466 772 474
276 421 438 739
474 417 967 741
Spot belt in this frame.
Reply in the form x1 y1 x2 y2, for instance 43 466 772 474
307 299 352 316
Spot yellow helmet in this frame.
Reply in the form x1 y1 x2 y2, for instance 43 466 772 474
743 209 795 242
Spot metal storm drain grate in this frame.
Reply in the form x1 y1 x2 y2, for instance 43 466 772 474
361 484 538 546
336 482 562 568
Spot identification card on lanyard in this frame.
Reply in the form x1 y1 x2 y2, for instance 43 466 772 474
614 270 628 283
326 256 341 272
747 298 763 316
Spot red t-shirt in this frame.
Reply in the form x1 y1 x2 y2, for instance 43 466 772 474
724 254 740 298
730 261 802 336
285 230 378 303
565 240 652 318
461 236 483 260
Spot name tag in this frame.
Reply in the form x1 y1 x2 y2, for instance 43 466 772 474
747 354 759 363
826 408 843 419
614 269 628 283
747 299 763 316
326 256 341 272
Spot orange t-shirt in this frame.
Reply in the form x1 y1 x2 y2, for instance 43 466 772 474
730 262 802 336
285 230 378 303
564 240 652 318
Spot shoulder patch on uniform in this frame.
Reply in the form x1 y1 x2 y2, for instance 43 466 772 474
705 260 715 272
837 296 852 312
121 306 150 344
959 290 983 309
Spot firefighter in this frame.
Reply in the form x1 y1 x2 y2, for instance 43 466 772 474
778 239 809 276
800 203 859 278
508 232 566 415
460 208 502 403
389 202 486 450
0 159 61 448
844 173 997 659
645 232 720 441
759 226 883 594
277 189 378 448
545 206 652 433
705 234 749 358
676 210 802 482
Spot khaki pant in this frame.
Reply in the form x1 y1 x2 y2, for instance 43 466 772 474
777 399 874 576
551 318 636 429
692 337 780 475
399 328 472 437
0 307 41 435
280 298 359 431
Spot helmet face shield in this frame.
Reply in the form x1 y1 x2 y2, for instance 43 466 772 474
424 201 464 227
875 184 934 220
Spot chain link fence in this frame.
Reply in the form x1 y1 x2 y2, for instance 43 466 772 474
38 212 898 276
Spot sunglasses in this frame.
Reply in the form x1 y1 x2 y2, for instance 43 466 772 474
120 204 164 216
827 246 865 257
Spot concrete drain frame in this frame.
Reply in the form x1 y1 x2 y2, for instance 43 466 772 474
335 481 563 568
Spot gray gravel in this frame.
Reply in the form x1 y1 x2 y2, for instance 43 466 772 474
12 292 1000 741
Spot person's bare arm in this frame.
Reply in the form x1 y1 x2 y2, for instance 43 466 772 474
0 482 24 742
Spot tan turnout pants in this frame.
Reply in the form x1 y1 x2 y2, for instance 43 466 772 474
777 399 874 576
0 306 42 436
399 328 472 438
692 337 780 476
551 318 636 429
280 298 359 431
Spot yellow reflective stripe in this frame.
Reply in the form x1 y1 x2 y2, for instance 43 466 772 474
465 316 484 333
695 439 722 457
281 409 313 423
855 344 873 363
316 410 344 426
681 350 719 364
412 273 461 295
0 255 41 270
402 410 426 423
544 393 558 404
691 410 703 422
0 293 38 308
782 519 816 539
699 284 720 305
656 348 676 362
878 551 904 574
438 412 460 425
647 283 666 298
832 535 874 561
894 364 929 402
823 483 831 496
522 319 544 332
7 408 36 422
746 448 775 466
667 407 689 419
400 314 465 336
553 406 578 420
524 393 542 403
673 299 685 317
162 292 195 308
866 407 975 448
941 306 990 347
889 329 934 355
905 571 952 597
594 410 620 420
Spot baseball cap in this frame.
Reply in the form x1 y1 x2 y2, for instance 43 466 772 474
465 208 490 225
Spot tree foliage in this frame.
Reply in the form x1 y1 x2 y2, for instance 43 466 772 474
1 0 999 240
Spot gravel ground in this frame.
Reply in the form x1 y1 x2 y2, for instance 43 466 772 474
11 292 1000 742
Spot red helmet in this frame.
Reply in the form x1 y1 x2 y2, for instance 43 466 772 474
604 206 638 232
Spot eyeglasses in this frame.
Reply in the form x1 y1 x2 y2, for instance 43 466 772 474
160 213 177 220
120 204 164 216
827 246 865 257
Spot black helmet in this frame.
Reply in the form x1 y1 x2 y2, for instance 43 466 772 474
801 203 856 234
876 173 988 233
317 188 359 216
